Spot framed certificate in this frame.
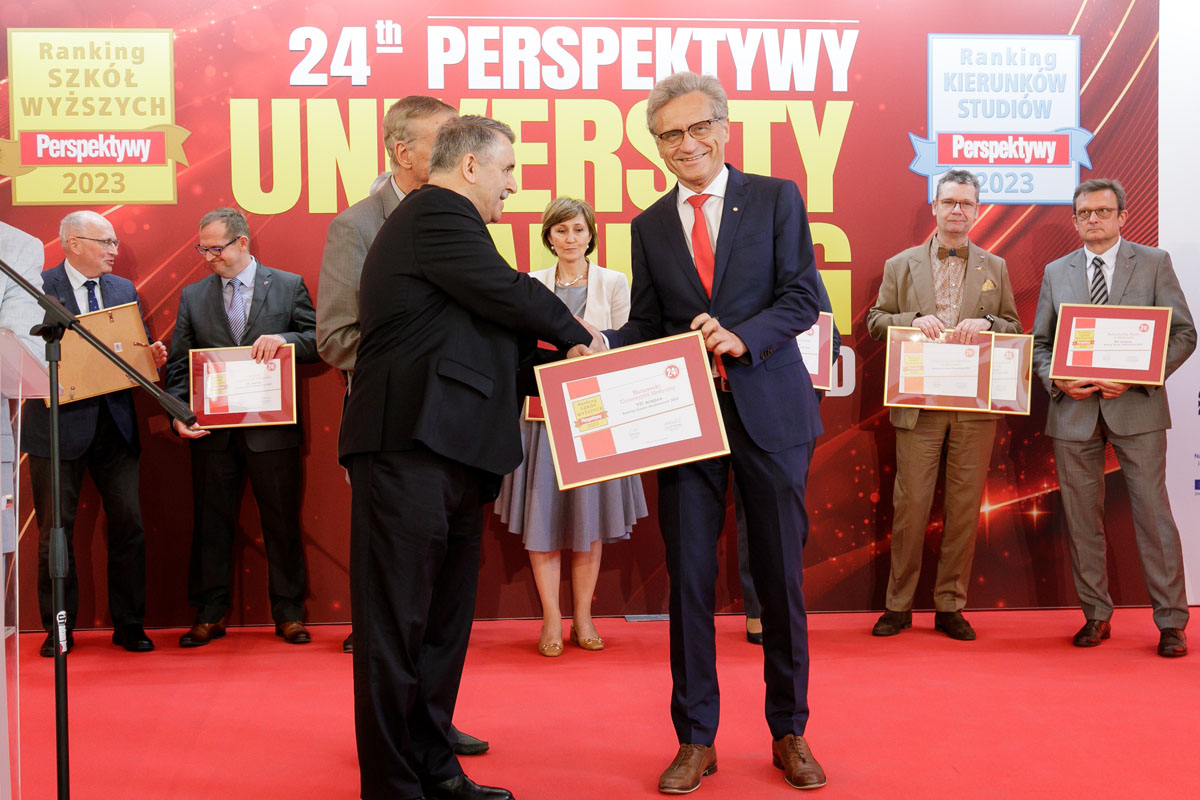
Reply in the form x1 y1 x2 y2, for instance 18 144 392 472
884 326 993 412
797 312 835 391
50 302 158 406
988 334 1034 415
534 331 730 490
1049 303 1172 385
188 345 297 428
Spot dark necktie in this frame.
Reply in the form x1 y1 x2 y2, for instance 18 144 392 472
227 277 246 343
686 194 715 297
937 246 965 261
1089 256 1108 305
83 279 100 312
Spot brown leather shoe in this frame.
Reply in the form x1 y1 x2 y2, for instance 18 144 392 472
772 733 826 790
275 621 311 644
1072 619 1111 647
933 611 976 641
179 622 225 648
658 744 716 794
871 610 912 637
1158 628 1187 658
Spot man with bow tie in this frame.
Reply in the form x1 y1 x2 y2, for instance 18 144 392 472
164 207 318 648
867 169 1022 641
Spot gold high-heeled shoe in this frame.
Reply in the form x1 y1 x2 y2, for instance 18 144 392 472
537 639 564 657
569 625 604 651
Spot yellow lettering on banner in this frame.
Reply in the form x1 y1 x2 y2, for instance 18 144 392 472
625 100 670 211
555 99 624 212
602 223 632 284
811 221 852 333
230 98 302 215
457 98 490 116
493 98 551 213
529 223 555 271
729 100 787 177
306 98 379 213
786 100 852 213
488 223 517 267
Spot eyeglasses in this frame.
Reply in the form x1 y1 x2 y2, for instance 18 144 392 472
195 237 241 257
937 199 977 213
74 236 120 249
652 118 725 146
1074 207 1118 222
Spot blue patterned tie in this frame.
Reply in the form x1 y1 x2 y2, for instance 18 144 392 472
227 277 246 344
83 279 100 312
1089 256 1108 305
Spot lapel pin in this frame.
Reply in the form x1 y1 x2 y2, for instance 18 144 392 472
732 207 739 212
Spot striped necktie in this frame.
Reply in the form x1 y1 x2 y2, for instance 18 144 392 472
227 277 246 343
1089 256 1108 305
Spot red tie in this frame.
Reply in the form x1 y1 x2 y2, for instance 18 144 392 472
687 194 714 297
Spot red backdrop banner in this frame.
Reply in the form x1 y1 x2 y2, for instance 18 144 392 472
1 0 1160 629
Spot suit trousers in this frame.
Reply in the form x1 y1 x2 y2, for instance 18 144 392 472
187 431 307 624
347 448 484 800
1052 419 1188 630
887 411 996 613
660 391 812 745
30 401 146 631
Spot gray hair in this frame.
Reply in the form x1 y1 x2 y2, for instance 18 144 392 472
59 210 109 247
646 71 729 132
429 115 515 174
1073 178 1126 212
935 169 981 202
199 207 250 239
382 96 457 169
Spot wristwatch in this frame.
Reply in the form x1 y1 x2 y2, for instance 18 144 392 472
983 313 996 328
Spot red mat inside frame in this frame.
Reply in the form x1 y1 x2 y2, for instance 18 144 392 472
16 609 1200 800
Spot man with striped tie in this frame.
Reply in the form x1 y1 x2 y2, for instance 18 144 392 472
164 208 318 648
1032 178 1195 657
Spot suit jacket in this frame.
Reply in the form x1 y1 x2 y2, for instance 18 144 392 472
20 263 146 460
528 262 631 329
1032 240 1196 440
867 239 1022 430
316 184 402 371
606 165 822 452
337 184 591 481
163 262 318 452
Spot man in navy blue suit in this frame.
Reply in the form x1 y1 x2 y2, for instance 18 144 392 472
604 72 826 793
22 210 168 657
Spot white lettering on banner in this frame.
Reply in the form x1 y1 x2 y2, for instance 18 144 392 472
427 25 858 92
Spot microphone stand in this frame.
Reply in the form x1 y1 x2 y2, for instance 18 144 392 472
0 256 195 800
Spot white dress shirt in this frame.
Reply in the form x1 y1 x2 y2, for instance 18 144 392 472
675 167 729 260
63 259 106 312
1084 238 1120 297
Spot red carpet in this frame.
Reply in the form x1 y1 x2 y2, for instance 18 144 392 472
17 609 1200 799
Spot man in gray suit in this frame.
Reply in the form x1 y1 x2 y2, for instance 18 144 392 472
165 207 318 648
1032 178 1195 658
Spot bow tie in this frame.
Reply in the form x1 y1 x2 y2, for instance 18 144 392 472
937 246 966 261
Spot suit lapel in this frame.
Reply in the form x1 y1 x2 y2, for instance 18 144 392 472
959 242 988 320
51 268 81 315
381 185 401 220
653 188 710 306
245 263 273 336
1109 239 1135 304
910 244 937 317
710 168 748 301
204 273 233 343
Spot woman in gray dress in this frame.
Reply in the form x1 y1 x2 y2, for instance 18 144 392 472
495 197 647 656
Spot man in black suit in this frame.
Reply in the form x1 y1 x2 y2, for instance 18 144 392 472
22 210 168 656
339 115 594 800
603 72 826 793
164 208 318 647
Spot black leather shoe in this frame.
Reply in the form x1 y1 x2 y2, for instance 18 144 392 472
934 611 976 641
112 624 155 652
39 632 74 658
453 728 490 756
342 632 353 653
1072 619 1111 647
426 774 513 800
872 609 912 637
1158 628 1187 658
